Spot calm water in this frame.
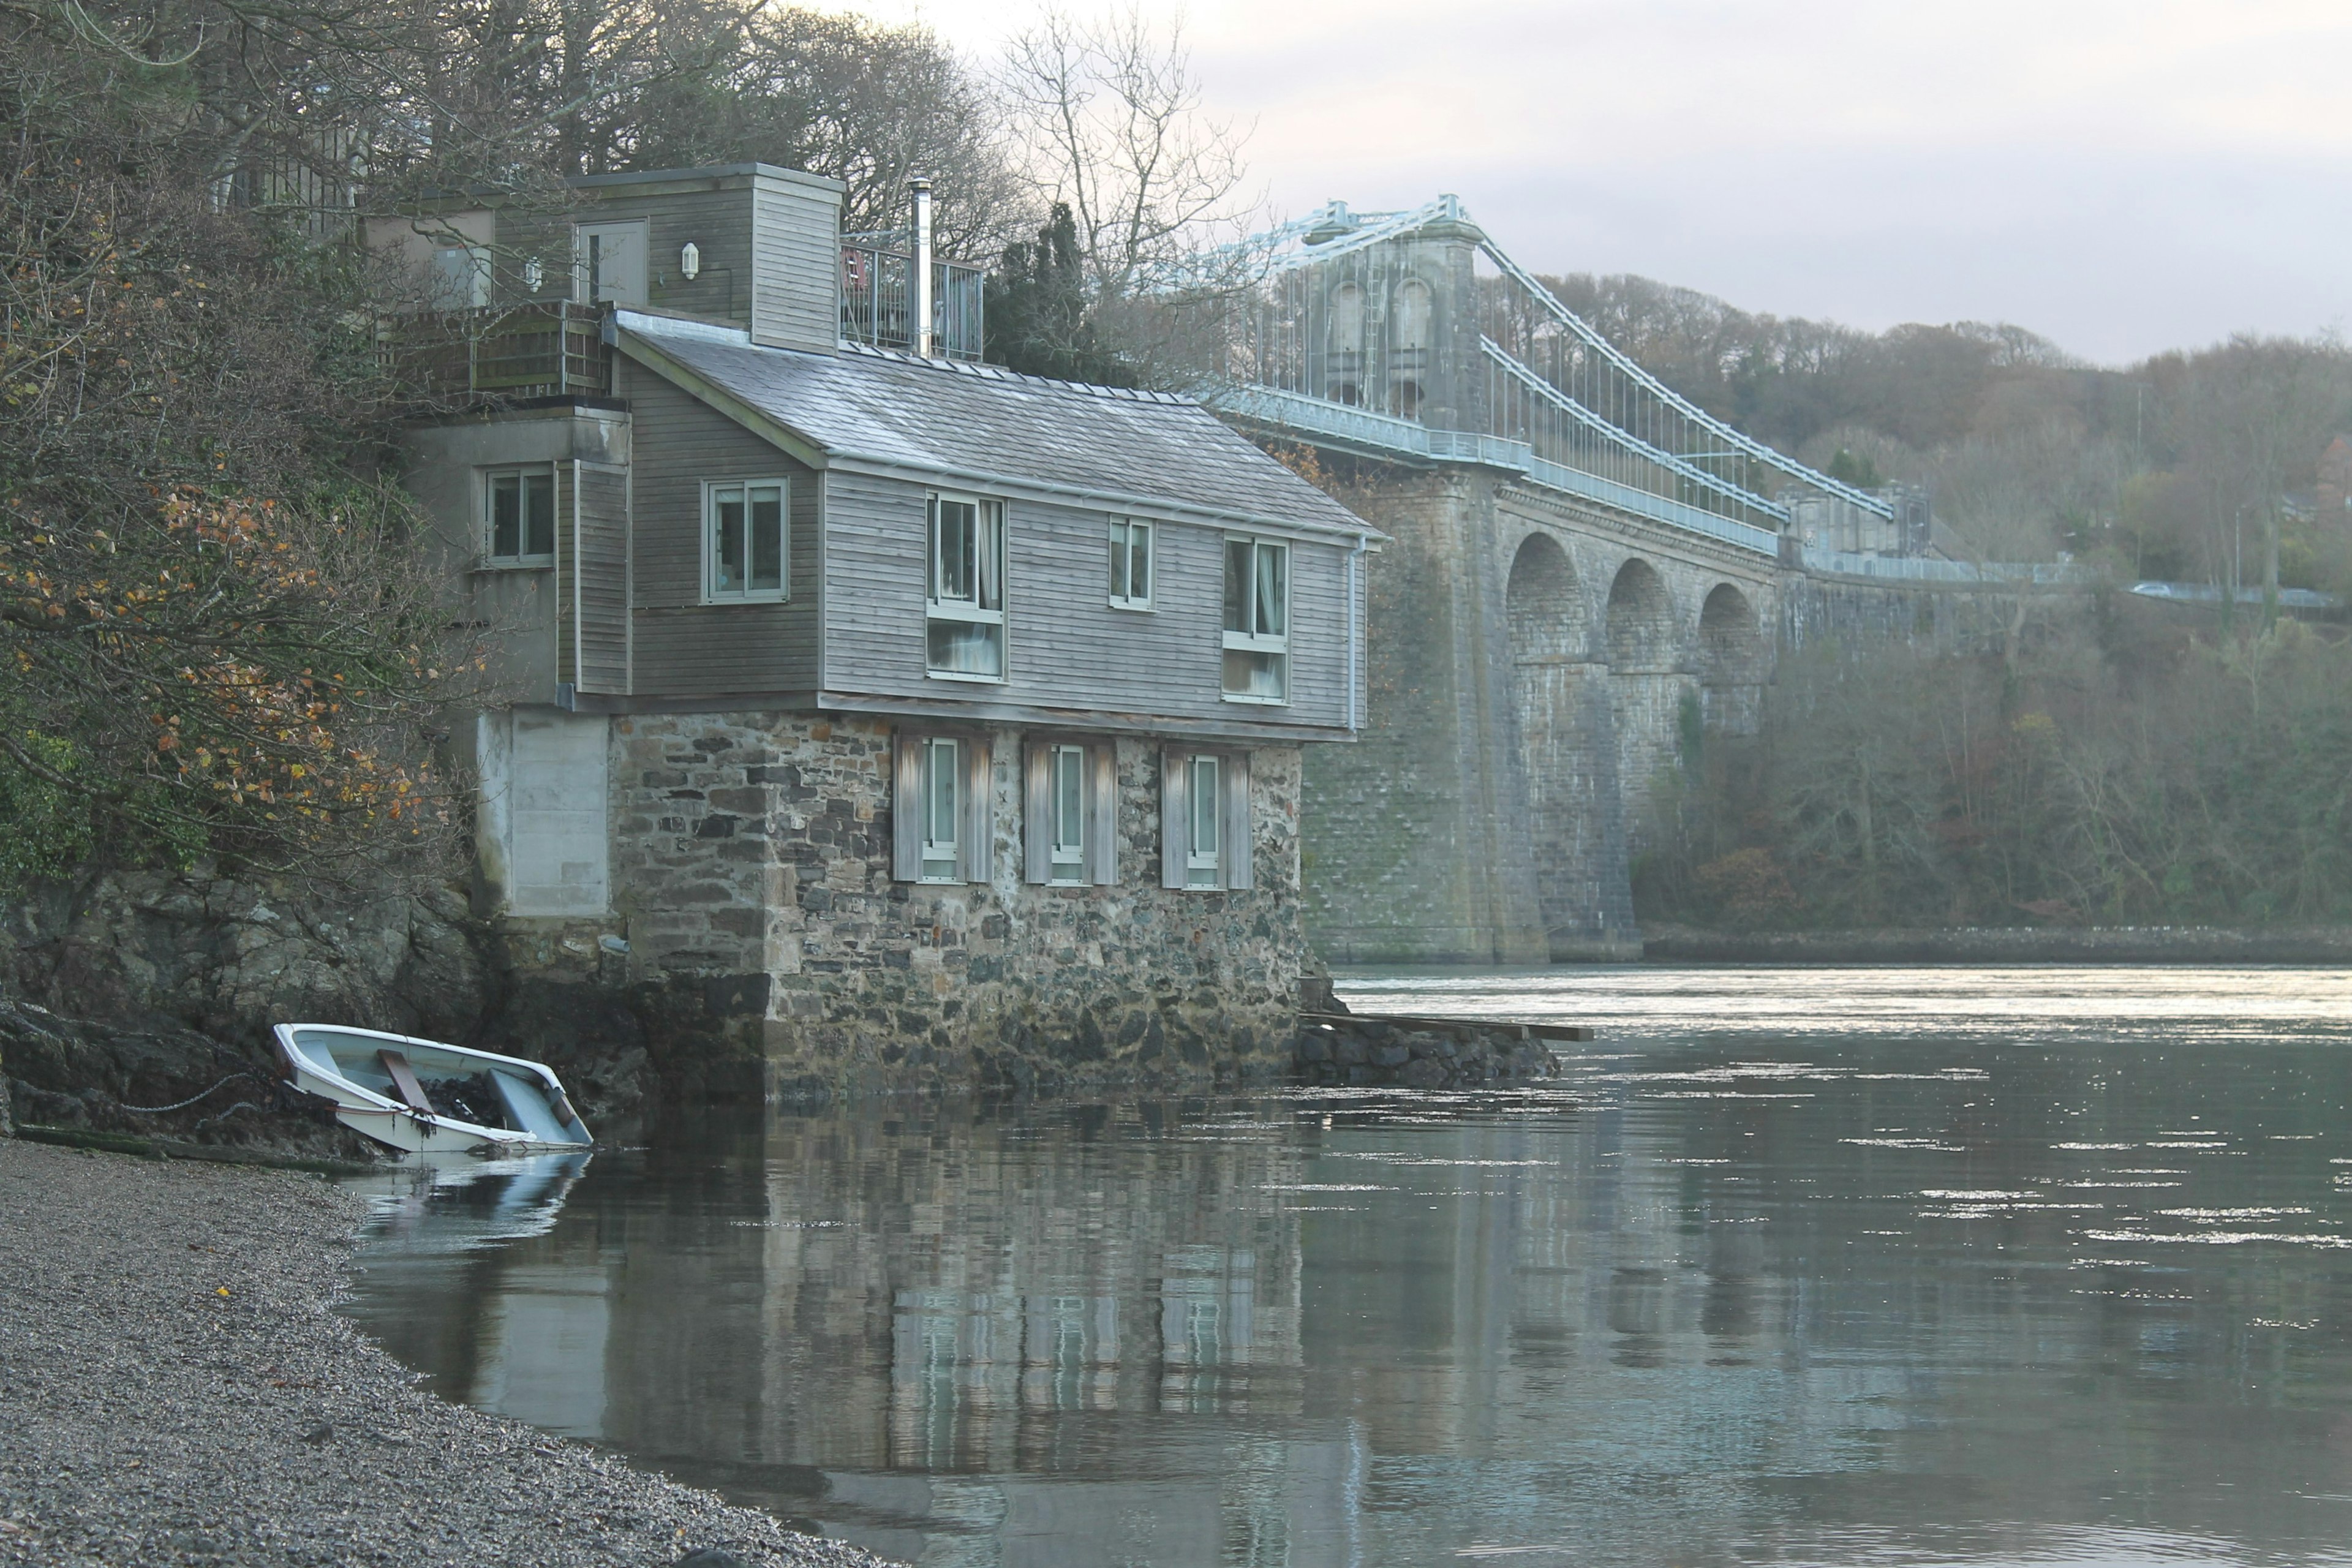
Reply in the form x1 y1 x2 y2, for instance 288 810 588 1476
340 967 2352 1567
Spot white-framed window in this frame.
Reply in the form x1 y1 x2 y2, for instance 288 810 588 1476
1221 535 1289 703
1050 745 1087 883
703 479 788 601
1159 747 1253 892
573 221 648 307
927 492 1006 680
1023 738 1116 887
892 729 993 884
1185 754 1222 888
918 736 962 883
1109 518 1152 609
484 467 556 567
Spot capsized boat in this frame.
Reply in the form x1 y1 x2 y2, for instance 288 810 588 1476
272 1023 592 1155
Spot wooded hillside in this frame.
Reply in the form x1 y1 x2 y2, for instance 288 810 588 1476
1545 271 2352 597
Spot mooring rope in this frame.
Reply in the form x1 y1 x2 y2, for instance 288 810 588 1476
119 1072 254 1115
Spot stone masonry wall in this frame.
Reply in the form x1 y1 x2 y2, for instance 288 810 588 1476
1299 472 1551 966
609 712 1309 1100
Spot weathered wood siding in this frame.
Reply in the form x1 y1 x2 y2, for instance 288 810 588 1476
619 358 820 696
494 178 758 325
570 460 630 694
823 468 1355 733
749 172 842 354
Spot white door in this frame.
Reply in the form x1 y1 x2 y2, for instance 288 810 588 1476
507 711 609 915
573 222 648 307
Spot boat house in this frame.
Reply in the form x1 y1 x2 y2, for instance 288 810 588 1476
381 164 1379 1098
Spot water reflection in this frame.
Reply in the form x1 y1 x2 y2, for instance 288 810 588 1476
341 970 2352 1567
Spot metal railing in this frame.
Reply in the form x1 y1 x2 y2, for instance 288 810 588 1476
381 302 611 401
839 241 985 360
1797 545 2087 584
1215 383 1781 556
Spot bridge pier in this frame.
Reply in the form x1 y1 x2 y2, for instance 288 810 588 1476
1301 465 1780 967
1299 469 1550 965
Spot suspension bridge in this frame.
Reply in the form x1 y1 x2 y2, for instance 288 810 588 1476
1188 197 1978 963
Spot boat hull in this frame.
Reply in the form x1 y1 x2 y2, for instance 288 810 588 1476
272 1023 592 1156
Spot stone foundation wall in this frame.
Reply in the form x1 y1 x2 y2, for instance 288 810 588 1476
608 712 1311 1099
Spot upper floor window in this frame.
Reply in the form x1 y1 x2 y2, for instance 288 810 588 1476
1109 518 1152 609
704 480 788 601
431 245 490 310
1221 536 1289 704
928 494 1006 680
573 221 648 307
484 467 556 567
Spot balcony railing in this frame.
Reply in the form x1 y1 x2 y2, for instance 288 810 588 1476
382 302 612 402
840 240 985 361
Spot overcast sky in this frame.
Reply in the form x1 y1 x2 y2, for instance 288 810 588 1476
878 0 2352 367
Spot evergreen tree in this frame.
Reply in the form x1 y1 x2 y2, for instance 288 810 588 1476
984 205 1134 386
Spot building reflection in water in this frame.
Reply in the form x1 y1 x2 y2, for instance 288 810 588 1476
344 1051 2352 1568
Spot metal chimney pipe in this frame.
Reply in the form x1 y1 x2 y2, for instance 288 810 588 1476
910 176 934 358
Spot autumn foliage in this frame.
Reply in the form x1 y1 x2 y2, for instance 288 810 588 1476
0 163 486 886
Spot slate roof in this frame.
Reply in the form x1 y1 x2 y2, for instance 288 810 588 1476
616 312 1376 540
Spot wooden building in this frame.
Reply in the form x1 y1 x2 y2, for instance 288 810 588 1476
386 164 1379 1097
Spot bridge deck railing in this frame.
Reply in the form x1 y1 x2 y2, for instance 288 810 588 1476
1212 383 1782 558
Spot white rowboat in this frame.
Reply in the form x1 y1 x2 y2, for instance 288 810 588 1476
273 1023 592 1155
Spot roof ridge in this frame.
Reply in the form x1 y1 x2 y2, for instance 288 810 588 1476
839 341 1196 408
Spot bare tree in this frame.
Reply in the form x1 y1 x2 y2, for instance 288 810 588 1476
1000 5 1254 303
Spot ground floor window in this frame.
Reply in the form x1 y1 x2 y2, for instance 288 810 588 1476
1185 755 1222 887
1050 745 1086 882
919 737 960 882
894 730 992 884
1023 739 1117 886
1160 747 1252 891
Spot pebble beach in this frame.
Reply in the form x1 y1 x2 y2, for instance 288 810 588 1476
0 1139 892 1567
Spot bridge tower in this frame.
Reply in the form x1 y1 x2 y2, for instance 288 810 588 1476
1212 199 1878 964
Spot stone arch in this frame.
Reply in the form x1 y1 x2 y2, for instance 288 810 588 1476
1326 281 1364 405
1506 531 1586 662
1698 582 1766 736
1698 583 1763 685
1390 278 1434 421
1504 533 1626 959
1392 278 1433 351
1604 559 1675 671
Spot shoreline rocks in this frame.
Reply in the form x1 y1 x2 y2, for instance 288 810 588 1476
1294 1014 1559 1088
0 997 385 1166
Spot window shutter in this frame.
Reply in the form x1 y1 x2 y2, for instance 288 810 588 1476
961 733 993 883
1022 740 1052 885
1085 742 1118 886
1159 747 1188 889
890 731 922 883
1222 750 1253 891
